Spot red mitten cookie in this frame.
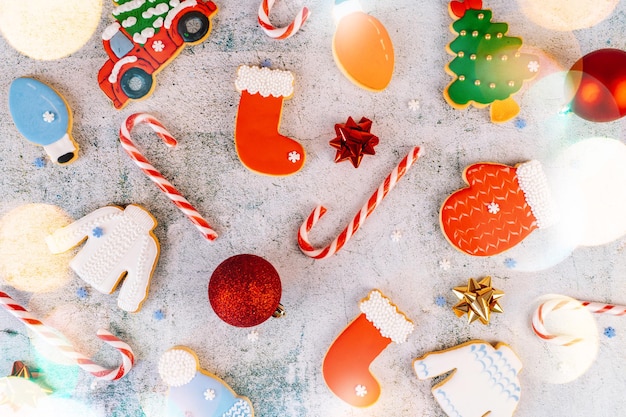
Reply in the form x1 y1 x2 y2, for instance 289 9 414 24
440 160 557 256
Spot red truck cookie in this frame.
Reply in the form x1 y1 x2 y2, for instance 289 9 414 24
98 0 218 109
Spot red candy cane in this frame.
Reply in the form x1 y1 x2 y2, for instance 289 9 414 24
120 113 218 241
258 0 310 39
532 295 626 346
298 146 423 259
0 291 134 380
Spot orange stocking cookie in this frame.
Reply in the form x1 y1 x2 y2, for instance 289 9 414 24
322 290 414 407
234 65 305 176
440 160 557 256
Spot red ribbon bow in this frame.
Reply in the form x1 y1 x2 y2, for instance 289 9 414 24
450 0 483 18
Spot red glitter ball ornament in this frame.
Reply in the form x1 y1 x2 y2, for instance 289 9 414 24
208 254 283 327
566 49 626 122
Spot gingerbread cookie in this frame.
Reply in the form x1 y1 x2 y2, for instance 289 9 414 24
322 290 414 407
45 204 160 312
414 340 522 417
234 65 305 176
158 347 254 417
332 0 394 91
440 160 557 256
9 77 78 165
98 0 218 109
445 0 539 122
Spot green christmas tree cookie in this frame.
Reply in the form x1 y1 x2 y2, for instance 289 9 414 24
445 0 540 123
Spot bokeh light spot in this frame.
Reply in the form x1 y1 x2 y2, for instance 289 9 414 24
0 204 73 292
0 0 102 60
517 0 618 31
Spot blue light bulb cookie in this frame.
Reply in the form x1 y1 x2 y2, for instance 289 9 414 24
9 77 78 165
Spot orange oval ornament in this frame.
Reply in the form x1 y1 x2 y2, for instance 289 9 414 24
332 11 394 91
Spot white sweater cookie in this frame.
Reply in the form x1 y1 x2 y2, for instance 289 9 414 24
46 204 159 312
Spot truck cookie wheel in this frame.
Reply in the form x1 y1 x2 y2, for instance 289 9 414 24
120 67 153 100
178 11 210 43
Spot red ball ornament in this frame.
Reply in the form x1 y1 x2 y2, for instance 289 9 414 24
566 49 626 122
208 254 283 327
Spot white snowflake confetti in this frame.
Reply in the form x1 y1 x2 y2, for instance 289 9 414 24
355 384 367 397
439 259 451 270
152 40 165 52
408 99 420 111
288 151 301 163
390 230 402 242
42 111 55 123
247 330 259 342
527 60 540 73
487 202 500 214
204 389 216 401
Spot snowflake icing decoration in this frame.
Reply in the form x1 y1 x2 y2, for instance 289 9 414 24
408 99 420 111
288 151 301 163
33 157 46 168
204 389 216 401
76 287 89 299
247 330 259 342
504 258 517 269
152 40 165 52
439 259 451 271
528 61 540 73
355 384 367 397
487 202 500 214
391 230 402 242
92 227 104 238
42 111 55 123
435 295 446 307
153 309 165 320
604 326 616 338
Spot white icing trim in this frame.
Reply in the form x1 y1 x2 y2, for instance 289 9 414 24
158 348 197 387
516 160 558 229
359 290 414 344
164 0 197 29
142 3 169 19
122 16 137 28
113 0 147 16
42 133 76 162
133 27 156 44
235 65 294 98
108 56 138 84
102 22 121 41
224 399 253 417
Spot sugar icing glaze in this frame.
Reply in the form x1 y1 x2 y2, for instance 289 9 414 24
9 77 77 163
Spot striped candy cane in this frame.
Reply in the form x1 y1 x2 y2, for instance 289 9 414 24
298 146 423 259
0 291 134 380
532 295 626 346
258 0 310 39
120 113 218 241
